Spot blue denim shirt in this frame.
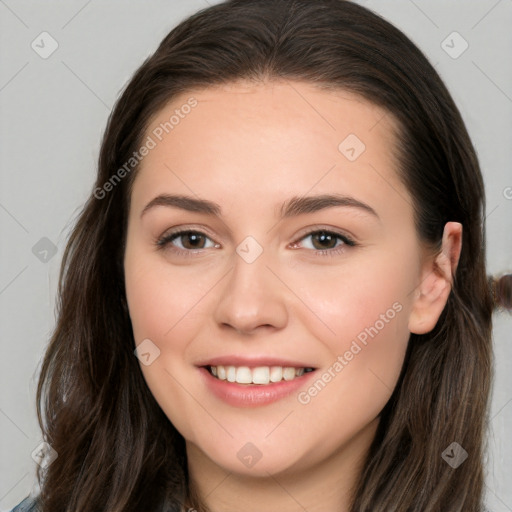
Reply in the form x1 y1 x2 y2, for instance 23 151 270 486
10 495 39 512
10 495 186 511
9 494 495 511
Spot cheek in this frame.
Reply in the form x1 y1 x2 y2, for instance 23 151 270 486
124 253 212 345
124 254 211 439
290 250 413 415
290 247 414 345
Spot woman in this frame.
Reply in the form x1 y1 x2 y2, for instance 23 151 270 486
11 0 511 510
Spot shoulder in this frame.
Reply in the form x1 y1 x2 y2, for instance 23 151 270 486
9 495 40 512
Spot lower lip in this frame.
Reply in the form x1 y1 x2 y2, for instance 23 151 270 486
199 367 316 407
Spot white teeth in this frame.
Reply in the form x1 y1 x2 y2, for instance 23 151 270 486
226 366 236 382
236 366 252 384
210 365 311 385
283 367 296 381
269 366 283 382
217 365 226 380
252 366 270 384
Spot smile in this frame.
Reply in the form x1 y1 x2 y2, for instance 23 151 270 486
208 365 315 385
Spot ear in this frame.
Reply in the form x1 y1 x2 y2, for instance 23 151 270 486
408 222 463 334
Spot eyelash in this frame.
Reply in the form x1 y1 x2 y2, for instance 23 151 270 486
155 227 357 258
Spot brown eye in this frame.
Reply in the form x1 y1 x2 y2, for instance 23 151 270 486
178 232 207 249
292 229 356 256
310 231 339 250
157 230 217 252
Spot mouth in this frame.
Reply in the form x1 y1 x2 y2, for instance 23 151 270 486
205 365 315 385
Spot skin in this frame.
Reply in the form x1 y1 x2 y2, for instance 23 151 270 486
123 80 462 512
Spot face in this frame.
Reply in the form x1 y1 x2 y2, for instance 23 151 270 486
124 81 429 479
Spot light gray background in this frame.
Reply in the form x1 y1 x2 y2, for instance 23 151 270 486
0 0 511 510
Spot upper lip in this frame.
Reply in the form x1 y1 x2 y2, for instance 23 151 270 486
196 356 316 368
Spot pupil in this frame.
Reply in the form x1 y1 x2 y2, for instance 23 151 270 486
313 231 336 250
184 233 204 249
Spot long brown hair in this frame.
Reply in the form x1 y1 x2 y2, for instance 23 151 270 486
35 1 511 510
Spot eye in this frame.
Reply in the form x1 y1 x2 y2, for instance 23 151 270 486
155 227 355 258
156 229 218 253
292 229 356 256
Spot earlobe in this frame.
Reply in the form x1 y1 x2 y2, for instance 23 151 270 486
408 222 463 334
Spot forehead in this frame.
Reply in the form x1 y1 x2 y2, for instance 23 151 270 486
131 80 409 224
144 80 397 155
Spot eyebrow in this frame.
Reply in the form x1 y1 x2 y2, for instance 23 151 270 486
140 193 379 219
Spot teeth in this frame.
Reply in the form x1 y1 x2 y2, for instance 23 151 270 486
226 366 236 383
236 366 252 384
283 367 296 381
252 366 270 384
269 366 282 383
209 365 312 385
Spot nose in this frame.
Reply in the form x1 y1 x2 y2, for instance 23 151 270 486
213 248 289 336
